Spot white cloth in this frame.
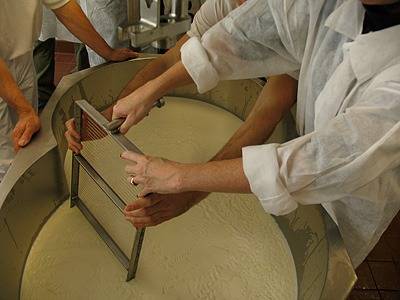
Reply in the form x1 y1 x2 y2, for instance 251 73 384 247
0 53 38 181
182 0 400 267
0 0 70 60
187 0 238 38
181 0 308 93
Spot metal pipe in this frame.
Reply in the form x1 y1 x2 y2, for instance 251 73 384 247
171 0 188 19
127 0 141 25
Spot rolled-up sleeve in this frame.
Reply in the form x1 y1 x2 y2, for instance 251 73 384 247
181 0 308 93
181 37 220 93
243 81 400 215
243 144 298 215
43 0 70 10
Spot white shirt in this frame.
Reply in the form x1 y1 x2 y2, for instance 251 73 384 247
39 0 84 43
0 0 70 60
187 0 238 38
181 0 400 267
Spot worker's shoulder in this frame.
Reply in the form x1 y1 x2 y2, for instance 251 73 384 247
368 62 400 91
357 63 400 112
213 0 238 13
354 61 400 112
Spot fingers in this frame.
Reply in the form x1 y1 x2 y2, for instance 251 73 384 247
65 118 82 154
111 104 133 134
128 175 145 186
125 49 138 59
123 152 150 189
125 210 170 228
118 48 138 61
124 198 163 218
124 195 161 212
18 123 36 147
64 131 82 154
65 132 83 154
109 48 139 62
12 113 41 151
125 163 138 175
111 104 124 121
138 187 153 198
123 192 203 228
112 96 151 133
119 114 137 134
69 129 81 141
123 193 196 228
65 119 80 141
129 176 138 186
121 150 144 163
124 196 161 228
12 123 26 151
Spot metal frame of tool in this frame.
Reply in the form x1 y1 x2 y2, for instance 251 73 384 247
70 99 145 281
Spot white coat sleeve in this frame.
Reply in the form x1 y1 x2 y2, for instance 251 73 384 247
181 0 309 93
242 80 400 215
187 0 237 38
43 0 70 10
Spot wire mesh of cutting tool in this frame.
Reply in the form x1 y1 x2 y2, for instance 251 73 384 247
70 100 145 281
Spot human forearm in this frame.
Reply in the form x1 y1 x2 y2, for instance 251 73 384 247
53 1 112 60
86 60 194 125
123 151 251 195
146 61 194 100
179 158 251 194
212 75 297 161
113 61 194 132
118 60 169 99
0 59 40 149
0 59 34 114
211 114 277 161
118 35 190 99
178 76 296 194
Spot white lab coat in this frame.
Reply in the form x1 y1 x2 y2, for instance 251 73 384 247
187 0 238 38
181 0 400 267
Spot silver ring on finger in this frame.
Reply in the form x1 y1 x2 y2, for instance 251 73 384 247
130 177 138 186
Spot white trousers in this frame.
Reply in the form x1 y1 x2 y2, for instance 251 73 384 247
0 52 38 181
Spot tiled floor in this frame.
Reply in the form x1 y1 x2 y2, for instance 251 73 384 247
349 213 400 299
54 41 77 85
54 41 400 300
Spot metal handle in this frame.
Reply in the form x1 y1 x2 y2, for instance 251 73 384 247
107 98 165 134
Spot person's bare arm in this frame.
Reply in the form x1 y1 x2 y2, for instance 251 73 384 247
113 61 194 133
123 91 297 194
53 0 137 62
99 35 190 120
0 59 40 150
212 75 297 160
123 75 298 227
118 35 190 99
123 153 251 196
66 55 194 152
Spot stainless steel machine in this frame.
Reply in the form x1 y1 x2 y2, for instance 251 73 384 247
0 57 357 300
118 0 194 50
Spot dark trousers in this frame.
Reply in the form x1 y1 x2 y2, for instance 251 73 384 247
33 39 90 111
